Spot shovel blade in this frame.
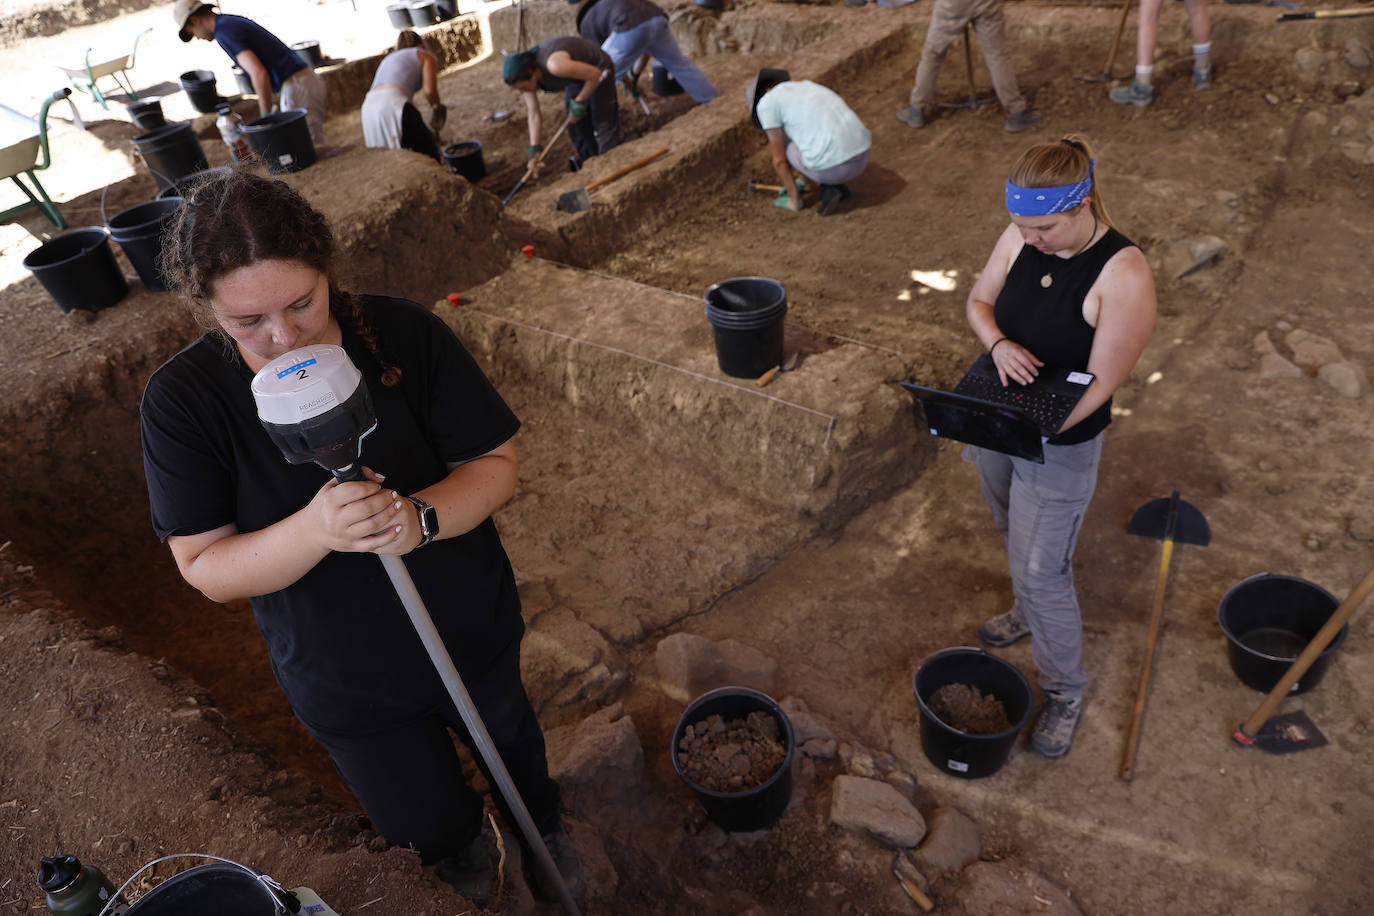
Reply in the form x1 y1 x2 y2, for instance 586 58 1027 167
557 189 590 212
1128 494 1211 545
1253 710 1329 755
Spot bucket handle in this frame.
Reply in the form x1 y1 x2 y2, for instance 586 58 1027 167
99 852 298 915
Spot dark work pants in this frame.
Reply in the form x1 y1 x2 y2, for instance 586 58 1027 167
400 102 441 163
301 638 561 864
563 78 620 161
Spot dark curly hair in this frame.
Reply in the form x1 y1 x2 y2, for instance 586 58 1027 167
160 170 401 386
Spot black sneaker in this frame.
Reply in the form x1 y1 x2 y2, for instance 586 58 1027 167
434 834 495 906
526 826 584 903
817 184 851 217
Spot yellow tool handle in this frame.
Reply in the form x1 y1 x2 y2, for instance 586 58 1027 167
584 148 669 193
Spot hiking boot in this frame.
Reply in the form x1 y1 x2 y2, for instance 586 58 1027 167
1193 67 1213 91
526 826 584 903
977 609 1031 648
1003 108 1043 133
1029 695 1082 759
895 104 926 128
435 834 495 906
1109 81 1154 107
817 183 852 217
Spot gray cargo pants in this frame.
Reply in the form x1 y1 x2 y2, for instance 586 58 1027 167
964 435 1104 701
909 0 1028 115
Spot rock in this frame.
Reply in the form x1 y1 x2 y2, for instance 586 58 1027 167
913 806 981 875
1347 37 1372 69
1336 81 1362 101
1258 352 1303 380
1252 330 1276 356
1295 48 1327 73
828 775 927 848
958 859 1083 915
1317 361 1370 398
655 632 777 703
1164 236 1226 278
780 696 840 743
545 703 646 814
1350 516 1374 542
883 769 919 804
839 742 878 778
1285 329 1344 368
521 607 627 714
801 737 838 759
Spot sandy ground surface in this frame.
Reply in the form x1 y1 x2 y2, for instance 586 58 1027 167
3 1 1374 914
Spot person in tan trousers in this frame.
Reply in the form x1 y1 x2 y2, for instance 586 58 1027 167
896 0 1042 133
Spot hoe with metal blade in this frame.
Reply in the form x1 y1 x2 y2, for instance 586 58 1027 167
251 345 581 916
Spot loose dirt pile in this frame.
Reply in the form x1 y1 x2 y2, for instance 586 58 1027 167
928 683 1013 735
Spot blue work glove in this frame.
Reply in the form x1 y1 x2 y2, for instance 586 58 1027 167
525 144 544 160
773 190 802 211
568 98 590 121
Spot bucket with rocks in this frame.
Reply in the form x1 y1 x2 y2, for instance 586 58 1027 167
913 647 1032 779
671 686 794 831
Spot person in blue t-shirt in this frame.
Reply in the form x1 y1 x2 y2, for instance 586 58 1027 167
173 0 329 148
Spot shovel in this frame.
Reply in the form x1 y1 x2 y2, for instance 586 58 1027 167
1075 0 1134 83
556 147 668 213
941 26 996 110
501 113 573 207
1232 563 1374 753
1120 491 1210 781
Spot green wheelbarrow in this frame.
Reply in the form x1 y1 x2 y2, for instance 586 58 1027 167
1 89 75 230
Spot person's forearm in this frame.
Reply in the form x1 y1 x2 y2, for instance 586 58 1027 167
251 71 274 115
417 450 519 542
179 511 331 603
966 297 1003 349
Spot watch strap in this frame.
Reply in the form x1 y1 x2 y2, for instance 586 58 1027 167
407 495 437 547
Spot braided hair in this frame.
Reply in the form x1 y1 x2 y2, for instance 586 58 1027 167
160 170 402 386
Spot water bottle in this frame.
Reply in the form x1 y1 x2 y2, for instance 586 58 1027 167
216 103 254 166
37 855 129 916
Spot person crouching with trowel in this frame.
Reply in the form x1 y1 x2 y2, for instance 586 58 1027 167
746 67 872 216
503 38 620 168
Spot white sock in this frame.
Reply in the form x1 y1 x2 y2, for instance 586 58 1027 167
1135 65 1154 88
1192 42 1212 73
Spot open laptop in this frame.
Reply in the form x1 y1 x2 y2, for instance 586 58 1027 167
900 353 1094 463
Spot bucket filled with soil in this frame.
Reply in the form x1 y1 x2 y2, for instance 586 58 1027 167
1218 573 1347 694
913 647 1032 779
671 686 794 832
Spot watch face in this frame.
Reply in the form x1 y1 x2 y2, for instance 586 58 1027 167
421 506 438 538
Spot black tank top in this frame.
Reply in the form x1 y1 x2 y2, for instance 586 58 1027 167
993 225 1135 444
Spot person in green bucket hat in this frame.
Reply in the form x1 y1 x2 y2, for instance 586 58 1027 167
503 37 620 166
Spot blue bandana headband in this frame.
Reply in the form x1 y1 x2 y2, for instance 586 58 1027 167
1005 159 1094 216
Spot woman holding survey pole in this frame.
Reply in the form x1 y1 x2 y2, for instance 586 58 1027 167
139 170 581 906
963 135 1155 760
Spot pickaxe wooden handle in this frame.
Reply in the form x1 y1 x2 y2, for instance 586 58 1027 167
747 179 784 194
518 112 573 183
584 147 669 193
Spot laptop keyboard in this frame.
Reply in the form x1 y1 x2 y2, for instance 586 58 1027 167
954 372 1078 431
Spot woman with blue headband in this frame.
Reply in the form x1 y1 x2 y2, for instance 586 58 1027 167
963 136 1156 760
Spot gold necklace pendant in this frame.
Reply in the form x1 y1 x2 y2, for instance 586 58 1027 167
1041 273 1053 288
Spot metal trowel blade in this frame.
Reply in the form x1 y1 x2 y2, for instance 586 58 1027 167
1254 710 1329 755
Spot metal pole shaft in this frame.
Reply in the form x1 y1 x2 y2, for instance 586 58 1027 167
379 554 581 916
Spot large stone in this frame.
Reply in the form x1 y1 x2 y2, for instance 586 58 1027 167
655 632 778 703
1252 330 1276 356
828 774 927 848
1164 236 1226 278
1285 329 1344 369
958 859 1083 915
1318 361 1370 398
545 703 646 815
1347 37 1372 70
780 695 840 743
913 806 981 876
521 606 628 716
1258 352 1303 380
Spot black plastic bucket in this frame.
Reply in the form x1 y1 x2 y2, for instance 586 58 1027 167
179 69 220 114
442 141 486 181
703 276 787 378
671 686 794 832
125 864 282 915
435 0 457 19
107 197 183 291
652 63 683 96
241 110 316 174
22 228 129 313
408 0 439 25
131 120 211 193
913 647 1033 779
126 98 165 131
292 41 324 69
156 166 234 201
232 66 254 96
1218 573 1347 694
386 3 411 27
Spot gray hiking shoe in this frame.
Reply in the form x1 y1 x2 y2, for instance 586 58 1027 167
526 826 585 903
435 834 495 906
1109 81 1154 107
1193 67 1213 91
977 610 1031 648
895 104 926 128
1029 695 1082 759
1003 108 1043 133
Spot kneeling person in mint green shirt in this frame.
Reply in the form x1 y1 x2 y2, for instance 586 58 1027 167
746 68 871 216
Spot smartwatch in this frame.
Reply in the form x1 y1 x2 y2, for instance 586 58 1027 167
407 495 438 547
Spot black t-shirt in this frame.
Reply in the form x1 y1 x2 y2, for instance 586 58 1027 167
577 0 665 45
535 36 614 92
994 226 1134 445
140 295 523 730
